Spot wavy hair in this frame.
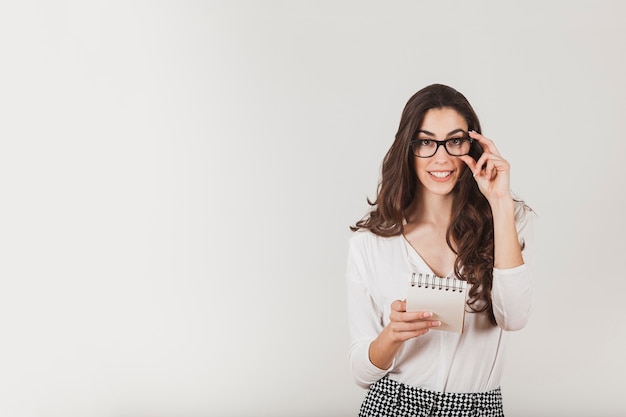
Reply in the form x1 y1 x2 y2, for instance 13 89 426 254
351 84 500 325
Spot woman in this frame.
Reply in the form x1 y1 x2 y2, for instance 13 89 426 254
346 84 535 417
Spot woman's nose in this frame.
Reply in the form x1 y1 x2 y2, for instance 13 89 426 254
432 143 451 161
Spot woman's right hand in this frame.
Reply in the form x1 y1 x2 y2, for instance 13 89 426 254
368 300 440 369
387 299 441 341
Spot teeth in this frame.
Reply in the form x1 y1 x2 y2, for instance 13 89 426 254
430 171 451 178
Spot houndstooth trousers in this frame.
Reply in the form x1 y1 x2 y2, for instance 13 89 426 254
359 376 504 417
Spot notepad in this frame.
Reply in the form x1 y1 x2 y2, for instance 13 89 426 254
406 273 469 333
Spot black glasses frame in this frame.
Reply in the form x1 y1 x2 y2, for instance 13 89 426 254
410 137 474 158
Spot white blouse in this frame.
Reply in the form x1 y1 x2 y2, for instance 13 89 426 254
346 203 535 393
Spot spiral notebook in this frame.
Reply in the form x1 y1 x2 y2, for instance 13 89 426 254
406 273 469 333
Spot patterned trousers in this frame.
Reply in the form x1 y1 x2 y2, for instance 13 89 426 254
359 376 504 417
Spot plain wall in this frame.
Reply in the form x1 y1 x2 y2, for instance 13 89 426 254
1 1 625 416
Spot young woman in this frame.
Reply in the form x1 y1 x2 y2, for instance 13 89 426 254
346 84 535 417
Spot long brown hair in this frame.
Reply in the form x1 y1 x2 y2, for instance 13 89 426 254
351 83 500 324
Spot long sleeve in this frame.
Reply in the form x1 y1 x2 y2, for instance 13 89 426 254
345 233 393 389
344 204 537 393
491 203 537 331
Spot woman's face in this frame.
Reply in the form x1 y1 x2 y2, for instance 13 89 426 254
413 107 469 198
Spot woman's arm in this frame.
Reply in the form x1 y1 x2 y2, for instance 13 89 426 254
346 234 439 387
460 130 527 269
490 197 524 269
368 300 439 370
460 131 535 330
491 204 536 330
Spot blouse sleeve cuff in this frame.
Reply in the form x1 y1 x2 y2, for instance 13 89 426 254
350 341 394 388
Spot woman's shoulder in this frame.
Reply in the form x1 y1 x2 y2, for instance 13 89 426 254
347 230 406 268
348 229 403 248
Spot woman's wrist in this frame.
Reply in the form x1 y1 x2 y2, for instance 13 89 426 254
490 195 524 269
369 328 401 370
488 194 515 214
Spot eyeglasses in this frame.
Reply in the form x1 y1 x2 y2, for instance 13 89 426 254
410 137 473 158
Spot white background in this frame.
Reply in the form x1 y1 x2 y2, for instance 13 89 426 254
1 1 625 416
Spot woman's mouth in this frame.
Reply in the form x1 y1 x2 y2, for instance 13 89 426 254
428 171 452 179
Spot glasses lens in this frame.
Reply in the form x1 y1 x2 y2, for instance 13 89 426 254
412 140 437 157
445 138 471 156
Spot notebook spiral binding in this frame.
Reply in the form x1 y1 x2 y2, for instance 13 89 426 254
410 273 466 292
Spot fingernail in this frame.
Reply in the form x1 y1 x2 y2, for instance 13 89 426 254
423 312 433 318
432 321 441 327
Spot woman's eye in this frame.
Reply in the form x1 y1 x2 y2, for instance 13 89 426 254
418 139 432 146
449 138 462 146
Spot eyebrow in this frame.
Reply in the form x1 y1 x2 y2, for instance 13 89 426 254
417 129 467 137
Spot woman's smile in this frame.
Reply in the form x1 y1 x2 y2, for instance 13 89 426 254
428 170 453 180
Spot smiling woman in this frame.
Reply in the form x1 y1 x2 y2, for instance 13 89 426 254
346 84 535 417
412 108 470 200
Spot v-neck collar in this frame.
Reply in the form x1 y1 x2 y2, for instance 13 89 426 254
401 234 455 278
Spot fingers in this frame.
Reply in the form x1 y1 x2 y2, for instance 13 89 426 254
390 308 436 323
459 155 477 172
388 316 441 341
391 299 406 313
390 300 434 319
389 322 439 340
464 132 513 201
462 141 509 178
388 300 441 341
473 152 510 179
469 130 502 157
467 131 505 177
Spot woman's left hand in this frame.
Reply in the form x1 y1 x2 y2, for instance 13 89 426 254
459 131 512 202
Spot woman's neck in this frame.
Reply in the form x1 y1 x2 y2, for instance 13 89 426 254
406 192 454 226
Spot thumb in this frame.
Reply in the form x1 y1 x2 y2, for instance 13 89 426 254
391 299 407 312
